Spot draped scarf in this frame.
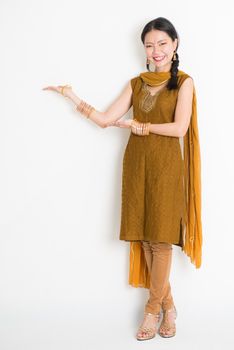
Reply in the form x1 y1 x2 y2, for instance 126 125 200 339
128 69 203 289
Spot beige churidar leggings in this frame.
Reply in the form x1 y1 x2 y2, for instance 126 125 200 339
141 241 175 314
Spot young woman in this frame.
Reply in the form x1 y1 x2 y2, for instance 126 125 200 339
42 17 202 342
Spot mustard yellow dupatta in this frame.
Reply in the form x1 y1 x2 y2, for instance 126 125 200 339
128 70 203 289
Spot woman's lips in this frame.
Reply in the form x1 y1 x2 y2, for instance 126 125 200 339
153 56 165 62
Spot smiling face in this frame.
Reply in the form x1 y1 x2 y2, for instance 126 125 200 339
144 29 178 72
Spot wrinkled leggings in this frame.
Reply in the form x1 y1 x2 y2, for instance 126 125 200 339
141 241 175 314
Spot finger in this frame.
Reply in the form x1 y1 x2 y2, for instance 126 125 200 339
42 86 60 93
42 86 55 91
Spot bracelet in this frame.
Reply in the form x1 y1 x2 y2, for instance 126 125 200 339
61 85 72 97
76 99 96 118
131 118 151 136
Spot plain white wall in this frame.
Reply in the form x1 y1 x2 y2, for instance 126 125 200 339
0 0 233 349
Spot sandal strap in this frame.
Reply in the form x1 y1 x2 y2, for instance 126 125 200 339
163 306 177 315
138 326 156 332
159 306 177 334
144 312 161 319
136 312 161 337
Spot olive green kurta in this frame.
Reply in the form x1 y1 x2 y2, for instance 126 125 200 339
119 73 190 246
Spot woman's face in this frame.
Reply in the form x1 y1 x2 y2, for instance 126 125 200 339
144 29 178 72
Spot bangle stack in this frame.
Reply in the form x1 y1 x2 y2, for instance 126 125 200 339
131 118 151 136
76 100 96 118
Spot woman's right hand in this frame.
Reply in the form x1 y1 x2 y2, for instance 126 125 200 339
42 85 73 98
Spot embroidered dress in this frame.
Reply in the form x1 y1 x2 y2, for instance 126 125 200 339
119 73 189 244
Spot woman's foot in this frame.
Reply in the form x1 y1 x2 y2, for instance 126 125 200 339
136 311 161 341
158 306 177 337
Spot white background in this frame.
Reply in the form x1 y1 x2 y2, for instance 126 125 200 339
0 0 233 349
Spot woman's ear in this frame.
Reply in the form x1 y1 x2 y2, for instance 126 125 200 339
173 38 178 51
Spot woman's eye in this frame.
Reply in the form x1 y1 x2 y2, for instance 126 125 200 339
146 43 166 48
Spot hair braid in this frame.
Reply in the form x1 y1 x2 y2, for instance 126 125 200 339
167 52 179 90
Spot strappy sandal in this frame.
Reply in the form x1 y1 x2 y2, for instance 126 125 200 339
158 306 177 338
136 311 161 341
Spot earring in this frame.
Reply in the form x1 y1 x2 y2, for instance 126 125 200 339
172 51 177 61
146 58 154 72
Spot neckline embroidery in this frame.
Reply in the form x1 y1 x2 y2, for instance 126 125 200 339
139 81 167 112
143 82 167 96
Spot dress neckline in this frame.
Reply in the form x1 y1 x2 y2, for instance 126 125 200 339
142 81 167 97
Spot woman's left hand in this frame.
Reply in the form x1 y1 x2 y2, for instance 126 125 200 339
114 119 133 128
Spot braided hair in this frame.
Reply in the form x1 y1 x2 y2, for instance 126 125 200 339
141 17 180 90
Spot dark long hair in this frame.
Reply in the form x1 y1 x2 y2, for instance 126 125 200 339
141 17 180 90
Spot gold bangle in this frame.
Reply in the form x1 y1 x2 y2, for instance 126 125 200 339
76 99 96 118
61 85 72 97
131 119 151 136
132 119 141 135
131 119 140 135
